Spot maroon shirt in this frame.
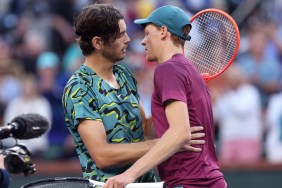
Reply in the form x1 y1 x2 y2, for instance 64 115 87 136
152 54 226 188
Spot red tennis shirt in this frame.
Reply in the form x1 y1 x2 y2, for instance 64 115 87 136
151 54 226 188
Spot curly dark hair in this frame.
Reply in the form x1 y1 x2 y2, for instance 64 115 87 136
74 4 123 56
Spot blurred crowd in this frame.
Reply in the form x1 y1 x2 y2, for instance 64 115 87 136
0 0 282 165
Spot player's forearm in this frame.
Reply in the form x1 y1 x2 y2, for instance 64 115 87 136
144 116 156 140
123 128 190 180
93 139 158 169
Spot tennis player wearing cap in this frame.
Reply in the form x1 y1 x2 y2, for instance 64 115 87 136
104 5 227 188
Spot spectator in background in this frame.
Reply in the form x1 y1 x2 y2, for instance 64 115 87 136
36 51 73 159
20 29 47 74
48 0 77 57
236 21 282 110
264 21 282 64
3 73 52 158
265 91 282 163
62 43 84 74
213 64 263 163
0 40 22 125
181 0 212 14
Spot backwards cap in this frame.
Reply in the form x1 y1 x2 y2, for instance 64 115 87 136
134 5 191 41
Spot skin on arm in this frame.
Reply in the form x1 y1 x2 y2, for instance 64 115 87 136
78 102 204 170
103 100 191 188
139 102 155 140
140 102 205 148
78 119 156 169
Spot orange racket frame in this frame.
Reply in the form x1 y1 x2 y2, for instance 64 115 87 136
186 8 240 82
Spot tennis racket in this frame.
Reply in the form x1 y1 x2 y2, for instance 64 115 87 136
20 177 166 188
184 8 240 82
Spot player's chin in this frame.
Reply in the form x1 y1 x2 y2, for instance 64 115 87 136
116 54 126 62
117 51 126 59
146 55 156 62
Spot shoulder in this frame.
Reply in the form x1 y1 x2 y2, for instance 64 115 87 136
269 92 282 105
267 92 282 115
154 62 186 86
115 64 137 84
239 84 261 100
115 64 134 77
63 71 92 101
155 62 176 74
155 58 190 78
64 74 83 92
64 68 92 89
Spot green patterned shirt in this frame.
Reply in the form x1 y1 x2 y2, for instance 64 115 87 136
62 64 155 182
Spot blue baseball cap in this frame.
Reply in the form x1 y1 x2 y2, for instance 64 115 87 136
134 5 191 41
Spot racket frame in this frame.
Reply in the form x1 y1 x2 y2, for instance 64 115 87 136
188 8 240 82
21 177 166 188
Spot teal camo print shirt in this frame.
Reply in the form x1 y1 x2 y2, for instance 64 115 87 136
62 64 155 182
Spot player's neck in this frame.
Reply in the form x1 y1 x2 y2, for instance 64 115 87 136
157 46 183 64
84 54 114 79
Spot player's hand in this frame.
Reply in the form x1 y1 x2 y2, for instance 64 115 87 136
103 173 135 188
181 126 205 152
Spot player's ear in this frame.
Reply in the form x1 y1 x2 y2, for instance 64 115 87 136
92 37 103 50
160 26 168 39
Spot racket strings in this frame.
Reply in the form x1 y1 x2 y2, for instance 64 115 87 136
185 11 238 77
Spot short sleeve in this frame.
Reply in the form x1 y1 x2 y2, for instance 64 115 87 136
154 63 188 104
63 79 102 129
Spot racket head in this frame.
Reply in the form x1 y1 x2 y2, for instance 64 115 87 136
184 8 240 82
20 177 95 188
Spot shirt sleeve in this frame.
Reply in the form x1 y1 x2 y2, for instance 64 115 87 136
154 63 189 104
63 80 102 129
